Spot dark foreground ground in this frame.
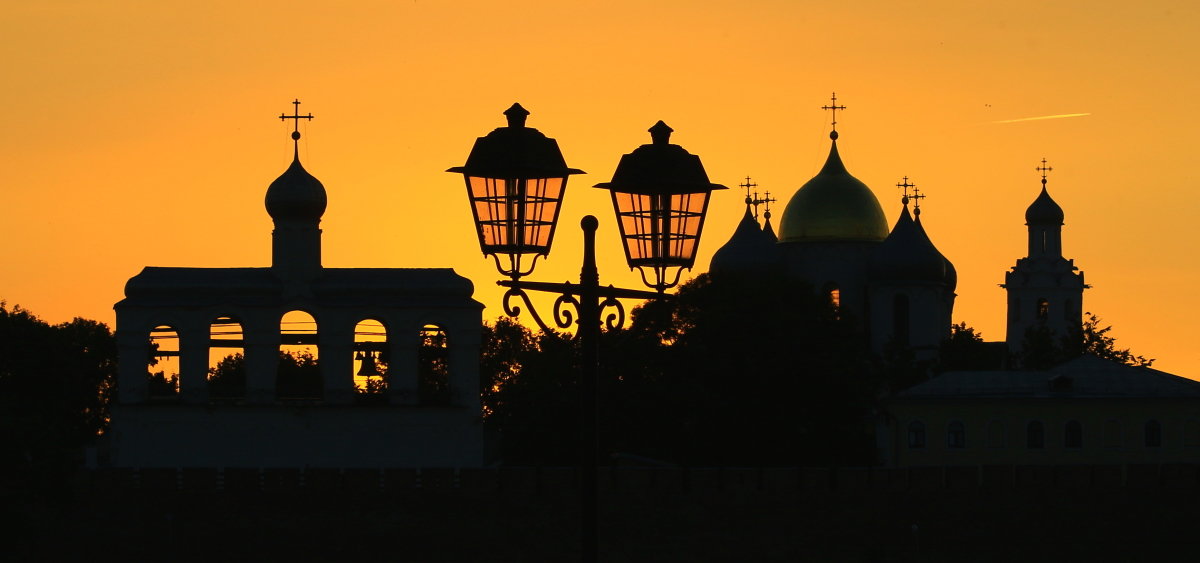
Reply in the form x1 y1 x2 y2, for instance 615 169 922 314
5 465 1200 562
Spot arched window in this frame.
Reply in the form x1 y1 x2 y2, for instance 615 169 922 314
907 421 926 449
1026 420 1045 449
1064 420 1083 448
418 324 450 405
1145 420 1163 448
947 421 966 449
1036 298 1049 321
354 319 389 401
147 325 180 398
1184 420 1200 447
208 316 246 400
986 421 1005 448
1103 420 1122 448
277 311 321 399
893 294 910 346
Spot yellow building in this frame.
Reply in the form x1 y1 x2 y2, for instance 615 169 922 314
882 355 1200 467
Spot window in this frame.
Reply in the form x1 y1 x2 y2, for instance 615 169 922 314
893 294 910 346
1027 420 1045 449
1103 420 1122 448
986 421 1005 448
354 318 389 401
1184 420 1200 447
1064 420 1083 448
1145 420 1162 448
277 310 321 399
1036 299 1049 321
907 421 926 449
208 316 246 399
947 421 966 449
147 325 180 398
418 324 451 405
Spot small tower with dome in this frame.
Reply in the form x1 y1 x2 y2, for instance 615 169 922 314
867 180 957 360
1002 159 1087 356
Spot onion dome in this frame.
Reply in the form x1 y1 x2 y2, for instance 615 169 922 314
265 154 328 221
917 212 958 291
869 206 946 284
762 214 778 244
778 141 889 242
709 206 780 274
1025 185 1064 226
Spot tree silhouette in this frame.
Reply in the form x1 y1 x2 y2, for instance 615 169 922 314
208 352 247 398
0 302 115 489
1020 311 1152 369
276 350 321 399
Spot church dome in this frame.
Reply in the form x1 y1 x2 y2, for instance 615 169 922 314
778 141 888 243
869 206 946 284
709 207 780 274
1025 185 1064 225
266 155 327 222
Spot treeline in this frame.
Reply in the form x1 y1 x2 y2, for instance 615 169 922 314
481 273 883 467
0 303 115 489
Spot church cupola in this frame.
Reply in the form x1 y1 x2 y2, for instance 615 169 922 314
709 177 780 275
778 94 888 244
1024 158 1065 258
268 99 326 282
867 180 956 358
1003 159 1087 359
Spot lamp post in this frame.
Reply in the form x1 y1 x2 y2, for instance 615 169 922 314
449 105 725 562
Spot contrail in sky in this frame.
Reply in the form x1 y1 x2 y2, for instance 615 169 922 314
993 113 1091 124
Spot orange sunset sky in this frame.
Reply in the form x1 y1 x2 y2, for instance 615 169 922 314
2 1 1197 377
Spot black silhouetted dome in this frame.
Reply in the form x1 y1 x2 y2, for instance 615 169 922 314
778 141 888 242
266 156 327 222
709 207 780 274
941 252 958 292
869 206 946 284
763 215 778 243
918 213 958 291
1025 186 1064 225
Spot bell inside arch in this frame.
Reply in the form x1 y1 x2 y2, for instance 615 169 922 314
357 350 381 377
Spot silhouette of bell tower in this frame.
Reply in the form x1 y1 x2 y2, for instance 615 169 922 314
266 99 326 285
1002 159 1087 356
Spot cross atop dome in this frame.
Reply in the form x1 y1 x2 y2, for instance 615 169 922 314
910 186 926 216
1037 158 1053 186
741 176 758 207
897 176 915 206
279 99 314 150
742 176 776 221
761 191 776 222
822 92 847 140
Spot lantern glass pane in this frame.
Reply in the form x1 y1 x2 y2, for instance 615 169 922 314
466 175 567 255
611 188 710 268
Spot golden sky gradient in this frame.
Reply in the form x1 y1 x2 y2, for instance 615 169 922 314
2 1 1197 376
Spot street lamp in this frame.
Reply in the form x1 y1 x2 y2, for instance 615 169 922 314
447 103 583 281
449 105 722 563
596 120 727 292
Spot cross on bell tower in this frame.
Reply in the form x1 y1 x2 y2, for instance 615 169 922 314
1036 158 1053 186
279 99 315 152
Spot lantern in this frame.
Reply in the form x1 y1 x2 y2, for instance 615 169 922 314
594 121 727 291
447 103 584 279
